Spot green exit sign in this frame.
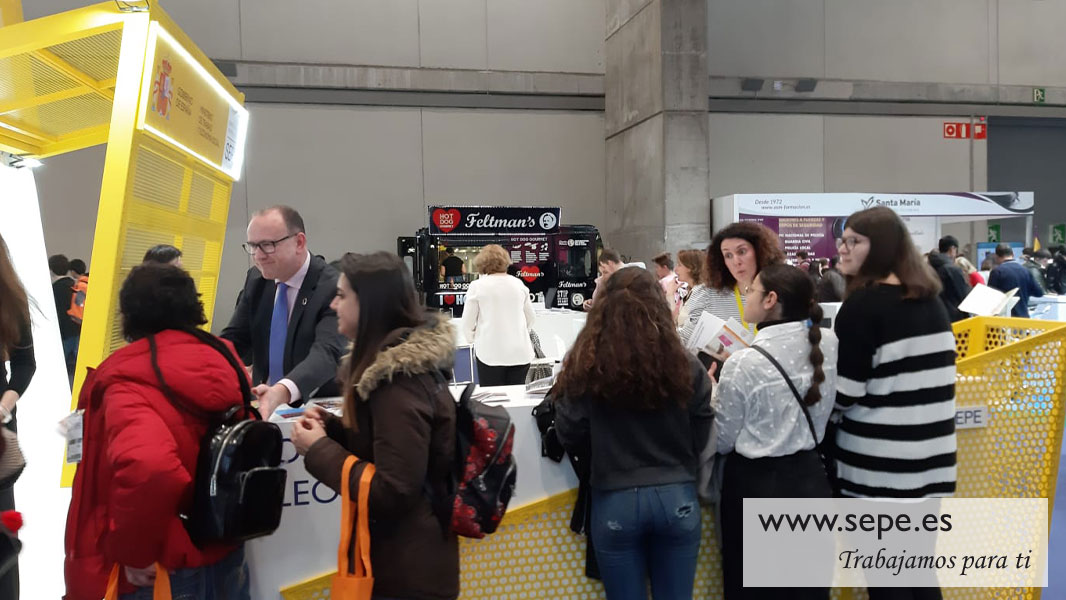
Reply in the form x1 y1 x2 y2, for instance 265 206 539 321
1052 224 1066 245
988 224 1001 243
1034 88 1047 103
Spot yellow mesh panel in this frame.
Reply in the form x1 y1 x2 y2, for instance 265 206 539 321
6 92 111 137
45 29 123 83
0 52 79 107
282 317 1063 600
131 143 184 209
188 172 216 219
0 24 121 155
92 132 232 357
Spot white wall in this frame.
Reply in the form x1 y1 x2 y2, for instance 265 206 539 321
708 113 988 199
1 166 73 600
708 0 1066 87
23 0 605 73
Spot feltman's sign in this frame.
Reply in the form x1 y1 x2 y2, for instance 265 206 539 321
429 206 561 235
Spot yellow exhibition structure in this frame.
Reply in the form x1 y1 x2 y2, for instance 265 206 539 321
0 0 247 487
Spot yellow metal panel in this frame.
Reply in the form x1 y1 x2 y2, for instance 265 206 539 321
32 47 114 102
63 12 151 486
0 130 37 154
0 0 22 26
6 93 112 137
35 122 109 158
0 86 91 116
0 22 122 154
0 4 126 62
45 28 123 82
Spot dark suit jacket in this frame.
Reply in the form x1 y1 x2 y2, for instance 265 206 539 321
221 255 346 400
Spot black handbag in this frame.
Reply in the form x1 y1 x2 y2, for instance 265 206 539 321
148 330 287 546
750 346 837 489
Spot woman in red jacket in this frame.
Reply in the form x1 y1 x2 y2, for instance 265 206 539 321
64 265 253 600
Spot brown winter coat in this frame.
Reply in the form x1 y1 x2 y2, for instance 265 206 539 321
304 316 459 600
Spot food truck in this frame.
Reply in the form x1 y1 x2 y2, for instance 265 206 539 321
398 206 602 316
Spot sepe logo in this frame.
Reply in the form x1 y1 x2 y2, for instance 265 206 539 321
861 196 877 209
539 211 558 230
151 59 174 120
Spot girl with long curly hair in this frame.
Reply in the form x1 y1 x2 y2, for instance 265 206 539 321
554 267 713 600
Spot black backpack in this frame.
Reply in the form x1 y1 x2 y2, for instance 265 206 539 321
148 329 287 547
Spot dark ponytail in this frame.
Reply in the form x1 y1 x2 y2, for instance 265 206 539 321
803 301 825 407
756 264 825 406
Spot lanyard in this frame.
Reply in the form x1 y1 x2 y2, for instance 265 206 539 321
734 285 751 332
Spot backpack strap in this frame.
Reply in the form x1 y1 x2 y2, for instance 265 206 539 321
148 330 260 423
750 345 818 447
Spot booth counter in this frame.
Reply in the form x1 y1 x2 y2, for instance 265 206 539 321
257 317 1066 600
248 386 579 599
1030 296 1066 321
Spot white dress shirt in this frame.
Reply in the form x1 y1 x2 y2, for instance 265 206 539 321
461 274 535 366
713 321 839 459
274 252 311 402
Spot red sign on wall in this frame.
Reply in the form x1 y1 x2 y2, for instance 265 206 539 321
943 122 970 138
943 122 987 139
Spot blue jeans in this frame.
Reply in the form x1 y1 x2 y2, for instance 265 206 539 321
120 547 249 600
590 482 702 600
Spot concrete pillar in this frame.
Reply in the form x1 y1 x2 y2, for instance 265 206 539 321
604 0 709 263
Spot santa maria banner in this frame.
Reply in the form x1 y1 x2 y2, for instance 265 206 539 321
731 192 1033 218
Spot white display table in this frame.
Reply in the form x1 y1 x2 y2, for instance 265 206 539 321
246 386 577 599
1030 295 1066 321
453 303 586 361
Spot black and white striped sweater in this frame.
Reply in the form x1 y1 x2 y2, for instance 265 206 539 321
833 284 957 498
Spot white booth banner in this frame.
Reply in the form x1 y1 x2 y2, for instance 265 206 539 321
726 192 1034 218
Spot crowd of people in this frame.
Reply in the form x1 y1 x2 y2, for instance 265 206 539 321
1 202 1049 599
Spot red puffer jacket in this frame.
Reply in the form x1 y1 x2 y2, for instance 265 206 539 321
64 330 249 600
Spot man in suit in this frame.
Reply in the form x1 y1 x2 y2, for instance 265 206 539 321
221 206 347 417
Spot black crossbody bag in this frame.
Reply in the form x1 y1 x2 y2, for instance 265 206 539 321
751 345 837 488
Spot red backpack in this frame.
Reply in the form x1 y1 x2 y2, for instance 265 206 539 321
419 375 517 539
448 383 517 538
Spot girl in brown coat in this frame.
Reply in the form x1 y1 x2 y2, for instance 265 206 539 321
291 252 459 600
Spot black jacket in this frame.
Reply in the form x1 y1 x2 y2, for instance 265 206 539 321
928 252 971 322
554 354 713 491
220 255 346 399
0 322 34 401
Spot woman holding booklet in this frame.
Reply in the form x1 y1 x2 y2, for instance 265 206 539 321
679 222 784 352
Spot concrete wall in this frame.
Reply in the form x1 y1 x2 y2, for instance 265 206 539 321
33 105 606 330
708 0 1066 87
24 0 605 73
708 113 987 199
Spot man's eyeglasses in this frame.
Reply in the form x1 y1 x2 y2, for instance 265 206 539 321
836 237 864 250
242 233 295 255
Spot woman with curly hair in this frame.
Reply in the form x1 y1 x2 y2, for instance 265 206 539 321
680 222 784 348
555 267 713 600
65 265 253 599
